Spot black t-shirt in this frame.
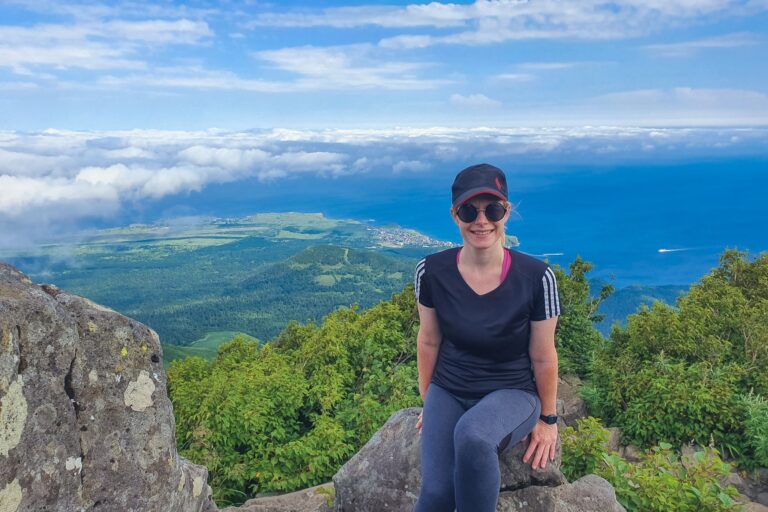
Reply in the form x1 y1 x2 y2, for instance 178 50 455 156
414 246 562 399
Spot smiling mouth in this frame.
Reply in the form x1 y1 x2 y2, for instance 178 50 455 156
471 229 493 235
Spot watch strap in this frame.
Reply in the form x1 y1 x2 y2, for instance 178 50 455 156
539 414 558 425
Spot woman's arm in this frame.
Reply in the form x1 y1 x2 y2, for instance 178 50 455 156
523 316 559 469
416 302 442 401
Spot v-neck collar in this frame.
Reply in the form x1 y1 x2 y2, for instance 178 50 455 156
454 247 511 297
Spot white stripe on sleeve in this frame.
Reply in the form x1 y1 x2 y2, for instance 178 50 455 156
542 267 561 318
414 259 426 300
542 270 551 318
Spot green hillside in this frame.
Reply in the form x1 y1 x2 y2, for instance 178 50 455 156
161 331 260 367
594 283 687 334
5 213 449 345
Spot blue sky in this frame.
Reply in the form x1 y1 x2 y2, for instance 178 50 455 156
1 0 767 129
0 0 767 257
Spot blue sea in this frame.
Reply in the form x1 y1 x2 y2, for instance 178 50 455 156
124 157 767 288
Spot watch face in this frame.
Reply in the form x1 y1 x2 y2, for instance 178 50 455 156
541 415 558 424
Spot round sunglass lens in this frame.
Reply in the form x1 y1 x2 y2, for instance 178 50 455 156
457 204 478 223
486 203 507 221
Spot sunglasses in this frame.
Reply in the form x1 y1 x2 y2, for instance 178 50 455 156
456 202 508 223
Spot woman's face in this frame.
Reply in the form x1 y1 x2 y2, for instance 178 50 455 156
451 194 509 250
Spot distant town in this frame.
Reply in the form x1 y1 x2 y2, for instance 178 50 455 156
368 226 455 248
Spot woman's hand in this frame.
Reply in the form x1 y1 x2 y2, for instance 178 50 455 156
522 421 558 469
415 411 423 435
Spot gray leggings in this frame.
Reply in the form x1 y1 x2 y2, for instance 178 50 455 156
414 383 541 512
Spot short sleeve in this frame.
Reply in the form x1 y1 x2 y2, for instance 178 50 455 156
531 266 562 321
414 258 433 308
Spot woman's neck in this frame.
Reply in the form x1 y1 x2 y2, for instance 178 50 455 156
459 242 505 269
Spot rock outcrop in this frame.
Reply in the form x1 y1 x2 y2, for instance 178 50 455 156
331 408 624 512
226 483 334 512
498 474 625 511
0 263 215 512
556 375 588 427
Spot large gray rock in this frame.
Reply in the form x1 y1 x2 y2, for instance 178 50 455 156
333 407 566 511
0 263 216 512
499 430 566 490
498 474 626 512
225 483 334 512
333 408 422 511
557 375 588 427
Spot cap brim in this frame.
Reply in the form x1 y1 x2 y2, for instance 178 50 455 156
453 188 507 208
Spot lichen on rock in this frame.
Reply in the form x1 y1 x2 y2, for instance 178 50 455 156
124 370 156 412
0 375 27 458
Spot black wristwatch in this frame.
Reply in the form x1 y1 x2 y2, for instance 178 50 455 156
539 414 558 425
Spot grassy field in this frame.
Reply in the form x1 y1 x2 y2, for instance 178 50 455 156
161 331 260 367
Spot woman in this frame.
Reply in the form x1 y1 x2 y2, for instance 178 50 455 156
413 163 561 512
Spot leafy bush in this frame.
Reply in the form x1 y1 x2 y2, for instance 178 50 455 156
597 444 740 512
560 416 610 481
168 287 422 506
611 357 745 457
586 250 768 466
551 257 612 377
742 392 768 467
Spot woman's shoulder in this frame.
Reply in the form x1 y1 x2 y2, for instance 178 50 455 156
416 246 460 272
508 248 550 278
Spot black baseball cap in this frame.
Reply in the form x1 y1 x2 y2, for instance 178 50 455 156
451 163 508 208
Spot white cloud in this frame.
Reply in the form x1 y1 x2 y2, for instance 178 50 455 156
393 160 432 173
178 146 270 170
255 44 449 90
247 4 469 29
450 93 502 108
517 62 581 70
587 87 768 122
0 19 211 73
492 73 535 82
252 1 768 48
644 32 762 57
99 46 448 92
0 81 40 91
0 148 70 177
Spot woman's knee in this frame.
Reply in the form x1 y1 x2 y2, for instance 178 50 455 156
453 420 495 457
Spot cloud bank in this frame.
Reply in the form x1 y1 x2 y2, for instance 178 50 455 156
1 126 766 250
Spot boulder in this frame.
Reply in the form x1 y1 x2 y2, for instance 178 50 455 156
333 408 422 511
499 434 567 490
0 263 216 512
333 407 566 511
743 501 768 512
226 483 334 512
497 474 626 512
557 375 588 427
605 427 621 454
620 444 643 463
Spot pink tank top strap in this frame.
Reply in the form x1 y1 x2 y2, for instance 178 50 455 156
456 247 512 284
500 247 511 283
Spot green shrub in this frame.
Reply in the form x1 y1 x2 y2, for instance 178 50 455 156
613 357 746 457
552 257 612 377
742 392 768 467
586 251 768 467
561 416 610 481
597 443 740 512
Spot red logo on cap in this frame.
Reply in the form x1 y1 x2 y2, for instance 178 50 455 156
495 177 502 190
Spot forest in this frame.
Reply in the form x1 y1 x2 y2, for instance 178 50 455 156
167 249 768 511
